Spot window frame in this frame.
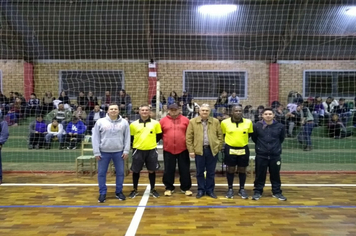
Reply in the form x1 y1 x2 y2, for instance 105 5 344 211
303 70 356 99
183 70 248 100
59 70 125 99
0 70 2 93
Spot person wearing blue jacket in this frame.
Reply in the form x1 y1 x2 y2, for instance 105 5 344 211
65 117 87 149
86 105 106 134
92 103 131 203
0 115 9 184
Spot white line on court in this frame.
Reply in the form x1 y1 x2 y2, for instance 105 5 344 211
125 185 151 236
1 183 356 187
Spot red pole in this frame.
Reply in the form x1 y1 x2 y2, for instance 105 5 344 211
269 63 279 105
24 62 34 100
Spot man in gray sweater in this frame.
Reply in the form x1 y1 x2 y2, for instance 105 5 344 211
92 103 131 203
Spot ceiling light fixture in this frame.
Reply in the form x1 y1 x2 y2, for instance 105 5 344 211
198 5 238 16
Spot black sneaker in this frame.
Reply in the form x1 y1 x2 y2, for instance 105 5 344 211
252 192 262 200
116 192 126 201
98 194 106 203
150 189 160 198
225 189 234 199
128 190 138 199
238 189 249 199
272 193 287 201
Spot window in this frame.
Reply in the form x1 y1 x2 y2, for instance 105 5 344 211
304 71 356 98
59 70 124 98
183 71 247 99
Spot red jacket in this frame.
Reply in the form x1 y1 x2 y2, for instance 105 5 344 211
160 114 190 154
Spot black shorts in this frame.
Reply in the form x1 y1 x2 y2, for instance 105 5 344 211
130 148 160 173
224 144 250 167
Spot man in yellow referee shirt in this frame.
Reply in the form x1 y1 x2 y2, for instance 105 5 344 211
129 105 162 198
221 105 253 199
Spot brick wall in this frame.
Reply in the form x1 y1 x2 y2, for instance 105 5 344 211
0 60 24 96
34 61 269 109
31 60 356 109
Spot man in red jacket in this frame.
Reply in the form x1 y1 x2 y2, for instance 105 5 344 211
160 103 192 196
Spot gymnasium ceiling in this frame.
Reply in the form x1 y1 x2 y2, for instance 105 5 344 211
1 0 356 61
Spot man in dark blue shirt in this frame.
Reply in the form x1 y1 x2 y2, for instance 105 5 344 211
251 108 286 201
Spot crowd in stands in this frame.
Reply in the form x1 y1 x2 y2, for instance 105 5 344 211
0 89 355 151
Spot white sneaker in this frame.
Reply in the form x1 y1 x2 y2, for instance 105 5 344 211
181 190 193 196
164 190 173 196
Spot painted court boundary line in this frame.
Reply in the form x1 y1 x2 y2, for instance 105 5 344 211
1 205 355 209
2 183 356 187
125 185 150 236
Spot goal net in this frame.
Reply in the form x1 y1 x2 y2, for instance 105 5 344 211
0 0 355 173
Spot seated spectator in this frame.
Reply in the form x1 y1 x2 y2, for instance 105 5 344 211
128 107 141 122
0 92 9 108
322 96 338 119
28 114 47 149
149 110 157 120
334 98 352 125
65 117 86 150
151 91 166 110
254 105 265 123
7 91 15 106
186 98 200 118
41 92 55 115
45 118 64 149
159 104 168 119
179 90 192 116
86 105 105 134
24 93 40 118
167 91 179 106
5 97 24 126
274 104 294 137
46 103 72 129
117 89 132 115
188 105 200 119
271 100 281 109
228 92 240 107
243 105 254 121
87 91 98 112
311 96 325 126
305 97 315 112
100 90 113 112
73 106 87 121
214 107 230 122
76 91 88 110
328 114 352 139
58 91 71 108
296 103 315 151
214 91 228 109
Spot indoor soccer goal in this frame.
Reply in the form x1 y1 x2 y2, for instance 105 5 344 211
0 0 355 173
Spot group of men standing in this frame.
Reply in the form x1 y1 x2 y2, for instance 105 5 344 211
91 102 287 203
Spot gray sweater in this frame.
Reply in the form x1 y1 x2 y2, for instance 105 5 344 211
91 114 131 156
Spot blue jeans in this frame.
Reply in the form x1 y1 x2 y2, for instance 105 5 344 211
195 148 218 194
0 150 2 180
98 151 124 194
45 133 64 143
297 122 315 147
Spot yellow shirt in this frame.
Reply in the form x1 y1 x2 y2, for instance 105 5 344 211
130 118 162 150
221 118 253 147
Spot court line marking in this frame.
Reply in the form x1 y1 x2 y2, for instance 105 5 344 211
0 205 355 209
125 185 150 236
1 184 356 187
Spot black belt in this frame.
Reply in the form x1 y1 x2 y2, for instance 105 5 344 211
203 145 210 149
